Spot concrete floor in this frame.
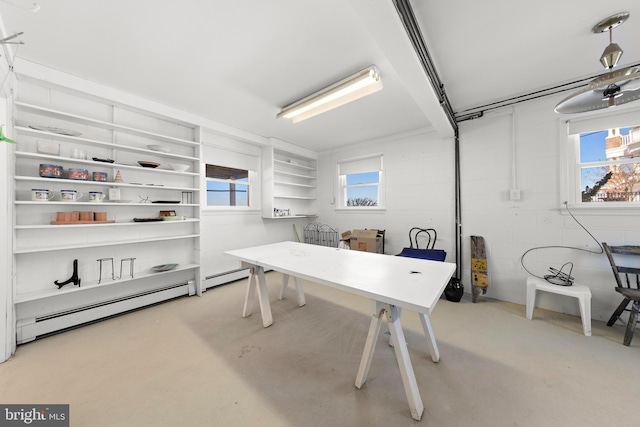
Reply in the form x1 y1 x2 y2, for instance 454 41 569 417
1 272 637 426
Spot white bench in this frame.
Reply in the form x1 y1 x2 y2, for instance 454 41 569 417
526 276 592 336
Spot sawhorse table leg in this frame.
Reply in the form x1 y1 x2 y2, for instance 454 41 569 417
355 302 424 421
374 301 440 363
279 273 306 307
242 265 273 328
418 313 440 362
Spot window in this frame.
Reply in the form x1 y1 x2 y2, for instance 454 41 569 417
562 109 640 209
580 127 640 202
205 164 252 207
337 154 384 209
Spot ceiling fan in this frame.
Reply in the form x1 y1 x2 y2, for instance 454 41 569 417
555 12 640 114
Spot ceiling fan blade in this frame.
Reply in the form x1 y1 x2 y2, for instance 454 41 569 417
555 89 606 113
619 77 640 92
555 67 640 113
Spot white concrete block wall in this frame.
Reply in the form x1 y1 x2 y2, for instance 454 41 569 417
460 96 640 321
200 210 309 281
316 130 456 262
317 95 640 324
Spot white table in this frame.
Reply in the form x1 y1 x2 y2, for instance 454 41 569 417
225 241 456 421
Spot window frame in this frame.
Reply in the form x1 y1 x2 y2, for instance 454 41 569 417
204 163 256 210
335 154 386 211
559 107 640 214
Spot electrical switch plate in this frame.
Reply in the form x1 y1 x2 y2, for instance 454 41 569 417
509 189 521 201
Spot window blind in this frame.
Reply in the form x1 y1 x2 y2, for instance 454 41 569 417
338 154 383 175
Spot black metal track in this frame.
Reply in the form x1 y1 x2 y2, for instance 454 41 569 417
392 0 462 281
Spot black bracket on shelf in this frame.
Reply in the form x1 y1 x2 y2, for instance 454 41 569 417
54 259 81 289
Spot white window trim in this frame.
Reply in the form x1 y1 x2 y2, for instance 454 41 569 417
558 110 640 215
203 169 258 211
335 154 386 211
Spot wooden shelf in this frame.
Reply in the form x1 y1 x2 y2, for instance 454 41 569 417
15 219 200 229
12 80 203 340
274 195 316 200
14 130 199 161
14 234 200 254
15 201 199 206
16 102 199 147
274 181 315 188
274 159 315 171
15 151 199 175
15 176 199 192
262 144 318 218
274 170 315 179
264 215 318 219
15 263 200 303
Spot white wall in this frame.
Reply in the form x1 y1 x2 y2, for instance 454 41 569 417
317 94 640 323
200 132 313 282
316 129 457 262
459 95 640 322
0 49 16 362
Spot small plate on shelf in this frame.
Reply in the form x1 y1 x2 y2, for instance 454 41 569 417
138 161 160 168
93 157 115 163
151 263 178 272
152 200 180 204
29 125 81 136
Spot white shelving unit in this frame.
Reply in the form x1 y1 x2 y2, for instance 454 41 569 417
11 79 202 343
262 139 318 219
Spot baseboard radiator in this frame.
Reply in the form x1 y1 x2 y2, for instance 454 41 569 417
16 281 194 344
204 268 250 289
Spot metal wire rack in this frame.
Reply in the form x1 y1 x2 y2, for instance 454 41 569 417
303 222 339 248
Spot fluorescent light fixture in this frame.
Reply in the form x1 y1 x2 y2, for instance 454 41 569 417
277 65 383 123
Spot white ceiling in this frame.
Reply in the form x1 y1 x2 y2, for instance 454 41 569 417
0 0 639 152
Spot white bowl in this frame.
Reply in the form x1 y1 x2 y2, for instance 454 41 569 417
147 144 170 153
168 163 189 172
37 141 60 155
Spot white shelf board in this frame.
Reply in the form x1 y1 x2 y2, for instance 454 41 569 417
15 218 200 229
274 170 315 179
265 215 318 219
14 234 200 254
16 102 199 147
16 151 199 175
274 181 315 188
15 176 200 192
14 263 200 303
274 195 316 200
274 159 315 171
14 129 199 161
15 201 199 206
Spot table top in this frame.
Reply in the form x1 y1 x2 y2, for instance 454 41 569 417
225 241 457 314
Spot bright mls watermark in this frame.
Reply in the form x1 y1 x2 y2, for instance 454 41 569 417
0 405 69 426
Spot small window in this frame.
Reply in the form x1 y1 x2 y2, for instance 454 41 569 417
578 127 640 203
562 110 640 210
205 164 252 207
337 154 384 209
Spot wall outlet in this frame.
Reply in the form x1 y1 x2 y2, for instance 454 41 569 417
509 189 521 201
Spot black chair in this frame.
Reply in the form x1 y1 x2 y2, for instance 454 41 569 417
397 227 446 262
603 242 640 346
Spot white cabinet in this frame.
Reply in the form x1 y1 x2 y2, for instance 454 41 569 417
11 80 202 342
262 140 318 219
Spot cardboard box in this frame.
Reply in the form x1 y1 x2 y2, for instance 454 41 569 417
343 229 384 253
